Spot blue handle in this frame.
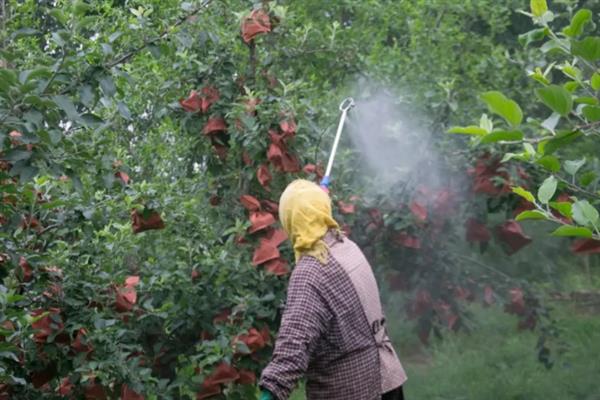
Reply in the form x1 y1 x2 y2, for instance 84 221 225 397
320 175 331 190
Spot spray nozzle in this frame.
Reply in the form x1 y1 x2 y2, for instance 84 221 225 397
339 97 355 112
320 97 355 192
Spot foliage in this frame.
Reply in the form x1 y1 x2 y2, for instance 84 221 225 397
449 0 600 251
0 0 592 398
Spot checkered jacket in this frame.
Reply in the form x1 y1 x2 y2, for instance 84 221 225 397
259 232 407 400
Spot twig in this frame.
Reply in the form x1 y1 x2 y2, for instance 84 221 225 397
105 0 213 69
41 49 66 95
575 120 600 131
37 223 61 236
554 174 600 201
500 137 546 145
451 252 514 281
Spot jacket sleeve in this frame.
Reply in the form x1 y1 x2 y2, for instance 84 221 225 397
259 259 331 400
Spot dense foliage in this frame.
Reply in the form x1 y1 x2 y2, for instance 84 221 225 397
1 0 598 399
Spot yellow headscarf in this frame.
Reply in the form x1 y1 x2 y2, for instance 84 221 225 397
279 179 340 264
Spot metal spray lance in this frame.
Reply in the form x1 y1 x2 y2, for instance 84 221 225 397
320 97 355 191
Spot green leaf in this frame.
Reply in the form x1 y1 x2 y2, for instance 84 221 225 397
574 96 598 105
550 201 573 218
512 186 536 203
536 85 573 116
563 9 592 37
447 126 487 135
523 142 536 157
564 158 586 175
20 166 39 183
580 171 597 186
518 28 548 47
10 28 40 40
80 113 104 128
582 105 600 122
560 65 582 80
591 73 600 91
501 152 524 163
572 200 599 227
0 69 17 93
479 130 523 144
529 67 550 85
516 210 548 221
1 149 32 162
543 131 581 154
536 155 561 172
538 175 557 204
73 0 92 16
480 91 523 127
79 84 95 107
572 36 600 62
117 101 132 120
98 76 116 98
530 0 548 17
551 225 593 238
52 95 80 121
541 113 560 132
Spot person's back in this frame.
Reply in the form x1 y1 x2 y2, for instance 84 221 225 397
259 180 407 400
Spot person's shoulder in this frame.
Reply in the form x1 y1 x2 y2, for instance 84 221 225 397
293 254 333 286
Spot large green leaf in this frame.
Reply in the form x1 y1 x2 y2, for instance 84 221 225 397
543 131 581 154
1 149 32 162
538 176 557 204
582 105 600 122
0 69 17 93
563 9 592 37
536 155 561 172
551 225 593 238
536 85 573 116
572 36 600 62
480 91 523 127
572 200 599 227
479 130 523 144
10 28 40 40
98 76 117 98
52 95 80 121
564 158 586 176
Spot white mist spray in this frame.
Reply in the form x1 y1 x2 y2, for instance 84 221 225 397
345 88 452 197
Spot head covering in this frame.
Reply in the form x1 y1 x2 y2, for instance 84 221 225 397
279 179 340 264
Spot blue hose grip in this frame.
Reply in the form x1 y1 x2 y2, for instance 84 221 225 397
320 175 331 191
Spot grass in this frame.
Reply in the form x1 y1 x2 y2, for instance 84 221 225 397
289 269 600 399
401 304 600 400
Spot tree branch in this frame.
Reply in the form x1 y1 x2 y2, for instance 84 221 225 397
105 0 214 69
555 174 600 201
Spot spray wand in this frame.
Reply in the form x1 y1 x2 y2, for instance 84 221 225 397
320 97 355 191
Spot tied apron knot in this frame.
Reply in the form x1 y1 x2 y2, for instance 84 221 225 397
371 317 386 335
372 317 395 354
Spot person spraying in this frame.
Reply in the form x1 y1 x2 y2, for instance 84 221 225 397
258 179 407 400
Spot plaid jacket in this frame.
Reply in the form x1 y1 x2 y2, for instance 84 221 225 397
260 232 407 400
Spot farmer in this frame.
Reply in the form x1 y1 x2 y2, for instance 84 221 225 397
259 179 407 400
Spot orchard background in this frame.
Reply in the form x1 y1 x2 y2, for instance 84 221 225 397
1 0 600 399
